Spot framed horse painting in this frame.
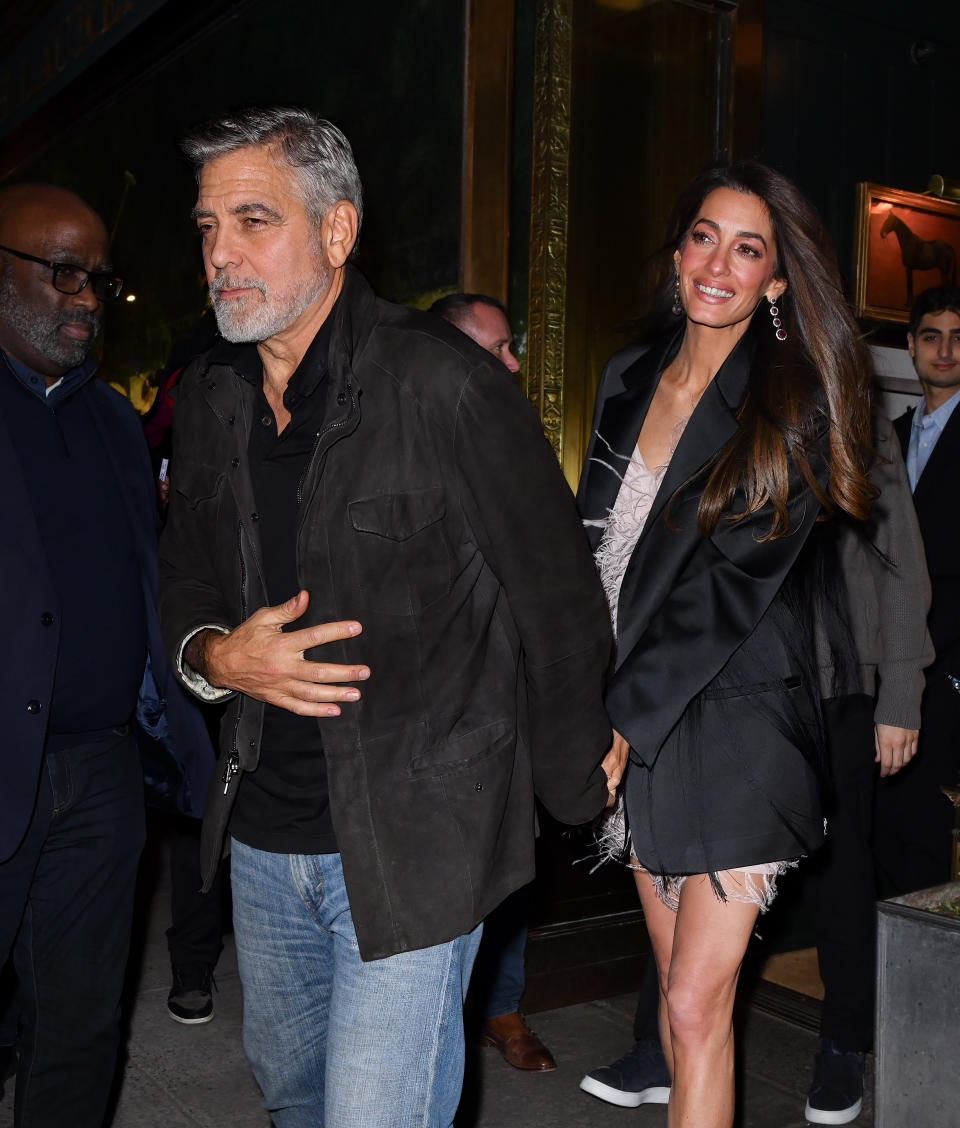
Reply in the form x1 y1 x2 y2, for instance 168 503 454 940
853 182 960 324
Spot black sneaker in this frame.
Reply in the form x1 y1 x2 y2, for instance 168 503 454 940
167 964 215 1025
579 1036 671 1107
804 1038 865 1124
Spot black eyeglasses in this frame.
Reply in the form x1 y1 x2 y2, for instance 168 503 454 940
0 244 125 301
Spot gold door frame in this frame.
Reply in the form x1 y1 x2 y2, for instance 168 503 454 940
525 0 573 477
524 0 758 489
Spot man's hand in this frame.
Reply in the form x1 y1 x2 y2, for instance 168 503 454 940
601 729 630 808
188 590 369 717
875 723 919 777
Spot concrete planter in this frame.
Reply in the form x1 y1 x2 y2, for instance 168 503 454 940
876 880 960 1128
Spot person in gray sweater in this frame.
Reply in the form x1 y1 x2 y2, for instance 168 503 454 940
804 409 933 1124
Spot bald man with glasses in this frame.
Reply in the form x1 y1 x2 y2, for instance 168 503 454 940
0 242 124 301
0 183 211 1127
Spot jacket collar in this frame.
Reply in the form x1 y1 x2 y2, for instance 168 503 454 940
202 263 378 390
580 325 754 547
579 333 677 546
207 293 337 393
327 264 380 392
643 327 754 535
585 326 756 652
1 348 98 406
193 266 378 536
196 266 374 411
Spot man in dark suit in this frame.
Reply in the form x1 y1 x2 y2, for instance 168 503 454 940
0 183 211 1127
880 284 960 895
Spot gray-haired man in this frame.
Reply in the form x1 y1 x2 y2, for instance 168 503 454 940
159 106 614 1126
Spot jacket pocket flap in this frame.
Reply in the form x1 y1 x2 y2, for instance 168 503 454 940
703 675 802 701
409 719 514 775
172 465 224 504
349 488 445 541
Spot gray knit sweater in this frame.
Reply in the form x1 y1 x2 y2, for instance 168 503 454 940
816 410 934 730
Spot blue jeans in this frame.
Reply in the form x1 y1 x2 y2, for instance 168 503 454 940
0 727 145 1128
470 882 530 1019
230 840 482 1127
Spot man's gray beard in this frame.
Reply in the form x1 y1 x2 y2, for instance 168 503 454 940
210 265 329 344
0 268 100 369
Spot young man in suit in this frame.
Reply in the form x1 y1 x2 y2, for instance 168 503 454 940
878 285 960 896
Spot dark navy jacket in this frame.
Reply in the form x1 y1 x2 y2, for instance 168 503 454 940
895 405 960 670
0 358 213 862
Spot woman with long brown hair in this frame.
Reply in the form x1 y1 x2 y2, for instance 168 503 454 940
578 161 874 1128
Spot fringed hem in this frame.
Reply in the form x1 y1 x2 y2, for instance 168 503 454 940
641 860 800 914
584 793 633 873
585 797 801 918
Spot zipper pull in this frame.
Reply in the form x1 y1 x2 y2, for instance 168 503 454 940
222 751 240 794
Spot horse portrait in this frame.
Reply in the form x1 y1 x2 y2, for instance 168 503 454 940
854 183 960 323
880 210 957 304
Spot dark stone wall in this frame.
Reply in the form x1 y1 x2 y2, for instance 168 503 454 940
13 0 464 384
760 0 960 287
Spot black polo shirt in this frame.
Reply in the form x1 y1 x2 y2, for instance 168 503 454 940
225 316 339 855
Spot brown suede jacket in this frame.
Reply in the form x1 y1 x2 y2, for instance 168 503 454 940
159 267 611 960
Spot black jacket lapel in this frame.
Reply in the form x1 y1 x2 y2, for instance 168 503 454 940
614 331 754 657
643 335 752 534
578 337 675 552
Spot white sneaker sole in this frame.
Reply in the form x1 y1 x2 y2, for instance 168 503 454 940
579 1074 670 1107
167 1008 214 1026
803 1097 862 1124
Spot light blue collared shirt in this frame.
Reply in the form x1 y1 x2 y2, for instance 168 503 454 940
906 387 960 491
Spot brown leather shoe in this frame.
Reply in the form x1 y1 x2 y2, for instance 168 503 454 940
480 1011 557 1071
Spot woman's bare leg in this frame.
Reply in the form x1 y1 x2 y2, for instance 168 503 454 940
633 869 763 1128
666 873 761 1128
632 869 679 1078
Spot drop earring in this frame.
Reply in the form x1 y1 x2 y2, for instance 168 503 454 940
769 296 787 341
671 272 682 317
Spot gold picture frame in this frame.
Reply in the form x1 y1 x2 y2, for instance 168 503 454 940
853 182 960 324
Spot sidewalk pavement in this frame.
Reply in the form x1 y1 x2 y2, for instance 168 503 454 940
0 831 874 1128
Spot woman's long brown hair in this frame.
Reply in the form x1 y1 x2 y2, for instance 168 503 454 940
654 162 875 538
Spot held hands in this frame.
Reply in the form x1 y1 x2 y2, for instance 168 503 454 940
601 729 630 808
875 723 919 777
196 590 369 717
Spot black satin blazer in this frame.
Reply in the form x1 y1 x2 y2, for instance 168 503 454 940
577 329 826 873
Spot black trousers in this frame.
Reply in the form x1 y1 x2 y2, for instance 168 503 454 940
873 665 960 898
811 694 877 1050
632 694 878 1051
0 729 145 1128
166 814 225 969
